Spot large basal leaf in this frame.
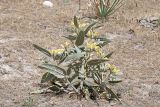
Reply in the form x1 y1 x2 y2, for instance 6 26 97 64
75 31 85 46
84 78 98 87
87 59 109 65
38 63 65 78
74 16 79 28
84 22 96 35
41 72 54 83
33 44 51 57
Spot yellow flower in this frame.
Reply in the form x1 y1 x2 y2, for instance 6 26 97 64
87 42 100 51
64 42 70 47
79 22 87 28
88 30 92 37
70 21 75 28
107 64 120 74
96 49 105 57
70 21 87 29
49 49 64 55
93 31 99 37
87 30 99 38
87 42 107 58
61 42 70 49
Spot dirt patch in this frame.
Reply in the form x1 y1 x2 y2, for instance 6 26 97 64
0 0 160 107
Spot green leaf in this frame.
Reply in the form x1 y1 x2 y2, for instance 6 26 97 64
48 85 61 93
108 74 122 83
75 31 85 46
33 44 51 57
95 0 123 18
41 72 54 83
68 62 82 68
64 52 85 62
79 65 85 78
54 81 63 87
105 86 122 103
85 22 96 35
94 37 111 47
108 80 122 83
105 52 114 58
74 16 79 28
91 88 100 99
71 77 80 86
63 35 76 41
93 25 103 30
58 54 67 64
93 73 101 84
87 59 108 65
107 0 122 16
84 78 98 87
74 45 82 53
39 63 65 78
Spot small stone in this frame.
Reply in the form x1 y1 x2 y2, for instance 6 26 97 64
43 1 53 8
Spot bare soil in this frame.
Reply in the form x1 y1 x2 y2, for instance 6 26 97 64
0 0 160 107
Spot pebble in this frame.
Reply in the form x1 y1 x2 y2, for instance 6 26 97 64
43 1 53 8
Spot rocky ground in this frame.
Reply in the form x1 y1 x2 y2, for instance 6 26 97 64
0 0 160 107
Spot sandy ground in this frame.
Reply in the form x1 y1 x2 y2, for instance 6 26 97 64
0 0 160 107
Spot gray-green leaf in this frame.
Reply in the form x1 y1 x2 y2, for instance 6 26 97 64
84 78 98 87
41 72 54 83
33 44 51 57
71 77 80 86
48 85 61 93
87 59 108 65
105 86 122 103
64 52 85 62
85 22 96 35
63 35 76 41
39 63 65 78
